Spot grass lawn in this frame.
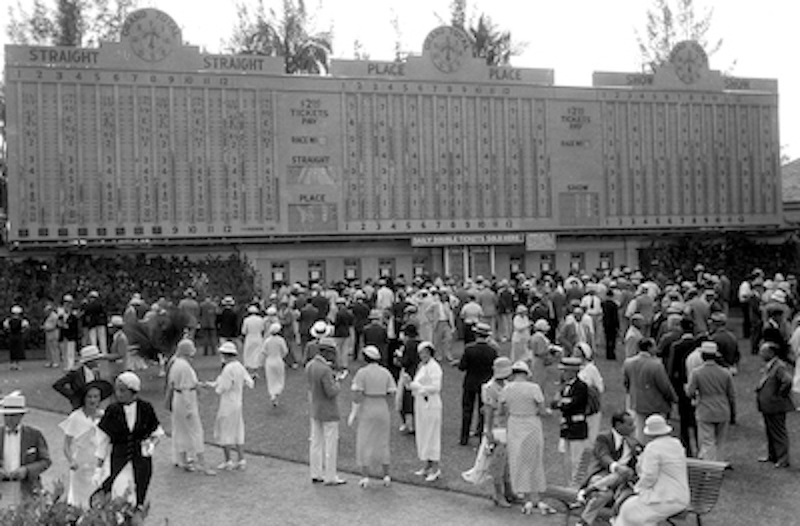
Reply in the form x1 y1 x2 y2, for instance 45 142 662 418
3 317 799 526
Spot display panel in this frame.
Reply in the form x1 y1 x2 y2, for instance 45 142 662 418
3 11 782 246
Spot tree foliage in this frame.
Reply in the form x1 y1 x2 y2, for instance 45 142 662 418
228 0 333 75
7 0 139 47
446 0 524 66
636 0 722 73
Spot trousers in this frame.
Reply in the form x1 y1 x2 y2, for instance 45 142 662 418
309 419 340 482
460 387 484 444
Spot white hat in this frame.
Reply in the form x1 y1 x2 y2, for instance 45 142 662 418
0 392 27 414
63 294 74 302
511 361 531 377
310 320 332 339
266 306 278 316
362 345 381 361
10 305 22 315
268 323 282 335
534 319 550 332
218 341 239 355
771 290 787 304
643 414 673 436
222 296 236 306
700 341 720 357
116 372 141 392
247 305 259 314
79 345 106 364
108 315 125 328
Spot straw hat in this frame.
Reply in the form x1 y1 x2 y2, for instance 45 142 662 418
221 296 236 306
116 372 141 392
534 319 550 332
79 345 106 364
699 341 720 357
515 304 528 314
268 323 282 335
643 414 673 436
310 320 332 339
473 322 492 337
0 392 27 414
363 345 381 361
108 315 125 328
558 356 583 370
247 305 259 314
511 361 531 377
10 305 22 315
492 357 513 380
218 341 239 355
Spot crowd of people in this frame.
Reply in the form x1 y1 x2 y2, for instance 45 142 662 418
2 264 800 524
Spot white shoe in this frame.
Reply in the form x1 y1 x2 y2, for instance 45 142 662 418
382 475 391 487
235 459 247 471
216 461 234 471
413 467 428 476
425 469 441 482
358 477 370 488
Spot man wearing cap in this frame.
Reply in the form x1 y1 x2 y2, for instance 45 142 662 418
614 414 689 526
686 343 736 462
755 342 794 469
53 345 107 410
553 356 590 484
0 392 52 502
306 321 333 364
708 312 738 372
666 318 700 456
458 322 498 446
623 338 677 443
83 291 109 354
363 310 389 366
95 372 164 509
306 343 346 485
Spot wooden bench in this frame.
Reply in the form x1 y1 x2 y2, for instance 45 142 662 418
541 448 728 526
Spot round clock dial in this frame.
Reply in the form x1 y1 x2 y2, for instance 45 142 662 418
425 26 472 74
669 40 708 84
125 9 180 63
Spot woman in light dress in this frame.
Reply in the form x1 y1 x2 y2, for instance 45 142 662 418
510 305 531 363
59 379 113 508
500 361 557 516
350 345 397 488
205 342 254 470
261 323 289 406
241 305 266 376
575 342 605 444
407 341 443 482
529 318 557 403
168 339 215 475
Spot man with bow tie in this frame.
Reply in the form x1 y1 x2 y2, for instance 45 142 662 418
0 392 52 503
755 342 794 468
574 411 642 526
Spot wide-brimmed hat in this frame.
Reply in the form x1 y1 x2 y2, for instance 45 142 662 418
79 345 106 364
268 323 282 335
108 315 125 328
63 294 75 303
83 379 114 401
575 342 593 361
368 309 383 320
0 392 27 414
492 357 513 380
643 414 673 436
534 319 550 332
221 296 236 306
218 341 239 355
473 322 492 337
771 290 787 304
363 345 381 361
699 341 720 357
511 361 531 377
247 305 259 314
117 372 141 392
515 304 528 314
558 356 583 370
10 305 22 315
310 320 332 339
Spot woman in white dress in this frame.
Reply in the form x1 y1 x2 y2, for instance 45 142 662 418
59 380 113 508
205 342 254 471
168 339 215 475
261 323 289 406
241 306 265 375
575 342 605 444
407 341 443 482
510 305 531 363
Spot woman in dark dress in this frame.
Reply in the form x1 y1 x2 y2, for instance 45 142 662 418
396 324 421 434
4 305 30 371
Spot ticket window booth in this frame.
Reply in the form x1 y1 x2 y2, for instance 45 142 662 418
444 246 495 280
570 252 585 273
412 256 429 278
599 252 614 272
308 260 326 284
271 261 289 288
378 258 395 279
509 255 524 278
344 258 360 283
540 253 555 274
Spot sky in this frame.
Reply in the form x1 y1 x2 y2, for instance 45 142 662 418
2 0 800 159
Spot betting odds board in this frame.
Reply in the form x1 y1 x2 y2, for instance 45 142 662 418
3 10 782 247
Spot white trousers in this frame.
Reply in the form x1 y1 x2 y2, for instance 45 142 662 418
89 325 108 353
309 419 339 482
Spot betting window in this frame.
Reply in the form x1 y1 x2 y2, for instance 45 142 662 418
271 261 289 285
509 255 524 276
378 258 395 278
308 260 325 283
344 258 360 282
570 252 585 273
412 256 429 277
540 253 555 273
599 252 614 271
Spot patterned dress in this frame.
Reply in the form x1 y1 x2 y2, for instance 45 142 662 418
501 380 547 493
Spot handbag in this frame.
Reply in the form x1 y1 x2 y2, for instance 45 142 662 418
586 384 602 415
491 428 507 444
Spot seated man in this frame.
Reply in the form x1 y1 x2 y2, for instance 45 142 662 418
575 411 642 526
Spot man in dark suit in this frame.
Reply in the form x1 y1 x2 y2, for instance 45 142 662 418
755 342 795 468
667 318 701 456
94 372 163 509
0 392 52 503
362 310 389 367
576 411 642 526
553 356 590 484
601 289 620 360
53 344 106 410
458 322 498 445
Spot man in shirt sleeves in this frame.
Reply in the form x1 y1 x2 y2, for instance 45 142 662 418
94 372 164 508
0 392 52 503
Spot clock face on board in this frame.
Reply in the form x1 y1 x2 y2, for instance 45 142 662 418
125 9 180 63
425 26 472 74
669 41 709 84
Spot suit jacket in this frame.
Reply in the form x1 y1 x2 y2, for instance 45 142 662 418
306 356 341 422
584 430 642 485
686 362 736 422
0 424 52 499
756 358 795 414
53 366 94 410
556 378 589 440
623 352 677 415
459 340 498 391
97 400 160 505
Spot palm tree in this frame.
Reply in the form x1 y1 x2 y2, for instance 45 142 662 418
445 0 524 66
229 0 333 75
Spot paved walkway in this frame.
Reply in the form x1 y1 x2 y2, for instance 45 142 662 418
28 409 563 526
